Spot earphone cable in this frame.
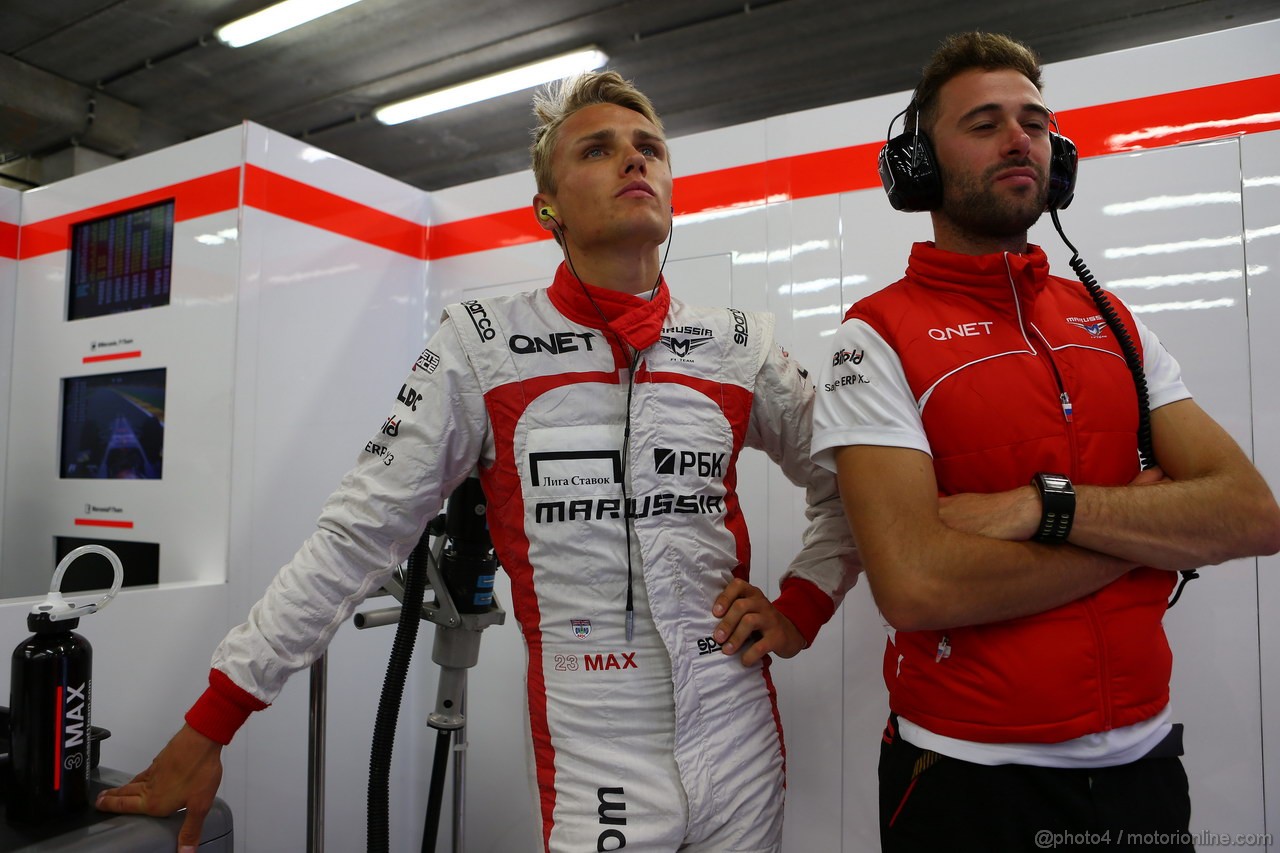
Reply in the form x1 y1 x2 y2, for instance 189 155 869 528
557 218 674 641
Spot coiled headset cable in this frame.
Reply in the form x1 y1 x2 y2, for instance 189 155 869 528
1049 209 1198 607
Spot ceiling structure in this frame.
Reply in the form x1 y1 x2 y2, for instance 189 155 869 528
2 0 1275 193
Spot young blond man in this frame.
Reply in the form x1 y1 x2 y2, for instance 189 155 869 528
100 71 858 853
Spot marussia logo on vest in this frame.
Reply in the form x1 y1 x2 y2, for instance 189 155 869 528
1066 316 1108 338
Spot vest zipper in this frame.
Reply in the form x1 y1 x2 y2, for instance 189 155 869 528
1031 327 1080 466
1022 292 1113 731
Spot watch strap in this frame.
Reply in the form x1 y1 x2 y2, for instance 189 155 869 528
1031 472 1075 544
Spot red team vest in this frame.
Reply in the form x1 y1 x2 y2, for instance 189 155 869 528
849 243 1175 744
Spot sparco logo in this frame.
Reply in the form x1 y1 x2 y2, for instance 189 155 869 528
462 300 496 341
696 636 724 656
509 331 597 355
832 348 864 366
730 309 749 346
653 448 724 478
597 787 627 851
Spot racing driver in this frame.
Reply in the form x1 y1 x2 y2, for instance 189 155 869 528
97 70 860 853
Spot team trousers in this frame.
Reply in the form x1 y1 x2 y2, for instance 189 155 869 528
879 715 1193 853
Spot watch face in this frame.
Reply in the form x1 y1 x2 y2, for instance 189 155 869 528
1042 475 1070 491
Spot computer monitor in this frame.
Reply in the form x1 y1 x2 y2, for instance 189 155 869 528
59 367 166 480
53 536 160 592
67 199 174 321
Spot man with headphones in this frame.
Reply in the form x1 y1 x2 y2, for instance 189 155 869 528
98 70 859 852
810 31 1280 852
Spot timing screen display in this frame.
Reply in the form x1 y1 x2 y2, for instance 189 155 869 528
67 199 174 321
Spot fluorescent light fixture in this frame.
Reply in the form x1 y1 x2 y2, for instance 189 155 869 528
216 0 365 48
374 47 609 125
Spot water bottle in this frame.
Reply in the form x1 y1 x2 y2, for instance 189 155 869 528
8 545 123 823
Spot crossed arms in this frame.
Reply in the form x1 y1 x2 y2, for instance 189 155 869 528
834 398 1280 633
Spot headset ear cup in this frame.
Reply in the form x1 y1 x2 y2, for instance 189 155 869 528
879 132 943 212
1047 132 1078 210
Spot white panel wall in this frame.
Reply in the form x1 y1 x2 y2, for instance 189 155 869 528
0 125 436 853
0 132 246 822
0 187 17 568
3 128 244 599
224 125 433 853
1034 137 1266 839
1246 129 1280 846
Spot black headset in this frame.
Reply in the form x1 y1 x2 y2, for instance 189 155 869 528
878 100 1079 213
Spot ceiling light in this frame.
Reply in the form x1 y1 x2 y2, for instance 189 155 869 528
374 47 609 125
216 0 365 48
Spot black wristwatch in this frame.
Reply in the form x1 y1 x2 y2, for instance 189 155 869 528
1031 472 1075 544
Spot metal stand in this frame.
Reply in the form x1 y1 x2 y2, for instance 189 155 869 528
354 529 504 853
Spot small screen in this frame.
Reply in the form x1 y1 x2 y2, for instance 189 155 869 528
60 368 166 479
67 199 174 321
54 537 160 592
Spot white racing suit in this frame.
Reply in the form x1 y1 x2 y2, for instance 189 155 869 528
189 264 859 851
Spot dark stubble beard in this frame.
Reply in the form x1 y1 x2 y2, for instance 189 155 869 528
941 159 1049 241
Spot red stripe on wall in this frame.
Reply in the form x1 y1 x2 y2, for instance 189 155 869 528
426 73 1280 260
427 208 545 260
1065 74 1280 157
19 168 241 259
0 221 17 260
12 74 1277 265
83 350 142 364
244 164 425 258
355 141 887 261
74 518 134 529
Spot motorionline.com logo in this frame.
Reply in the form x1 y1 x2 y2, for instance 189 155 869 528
1035 829 1273 848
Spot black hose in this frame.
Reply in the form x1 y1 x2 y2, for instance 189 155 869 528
367 529 433 852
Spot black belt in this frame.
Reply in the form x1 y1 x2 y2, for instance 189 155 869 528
1140 722 1184 760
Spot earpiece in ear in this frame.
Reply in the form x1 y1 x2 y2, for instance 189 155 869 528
539 207 557 221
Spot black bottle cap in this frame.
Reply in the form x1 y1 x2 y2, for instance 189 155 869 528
26 611 79 633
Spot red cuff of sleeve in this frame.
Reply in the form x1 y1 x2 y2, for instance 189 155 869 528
184 669 270 746
772 577 837 648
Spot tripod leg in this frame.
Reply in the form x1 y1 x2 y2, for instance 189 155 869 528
422 728 452 853
452 708 466 853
